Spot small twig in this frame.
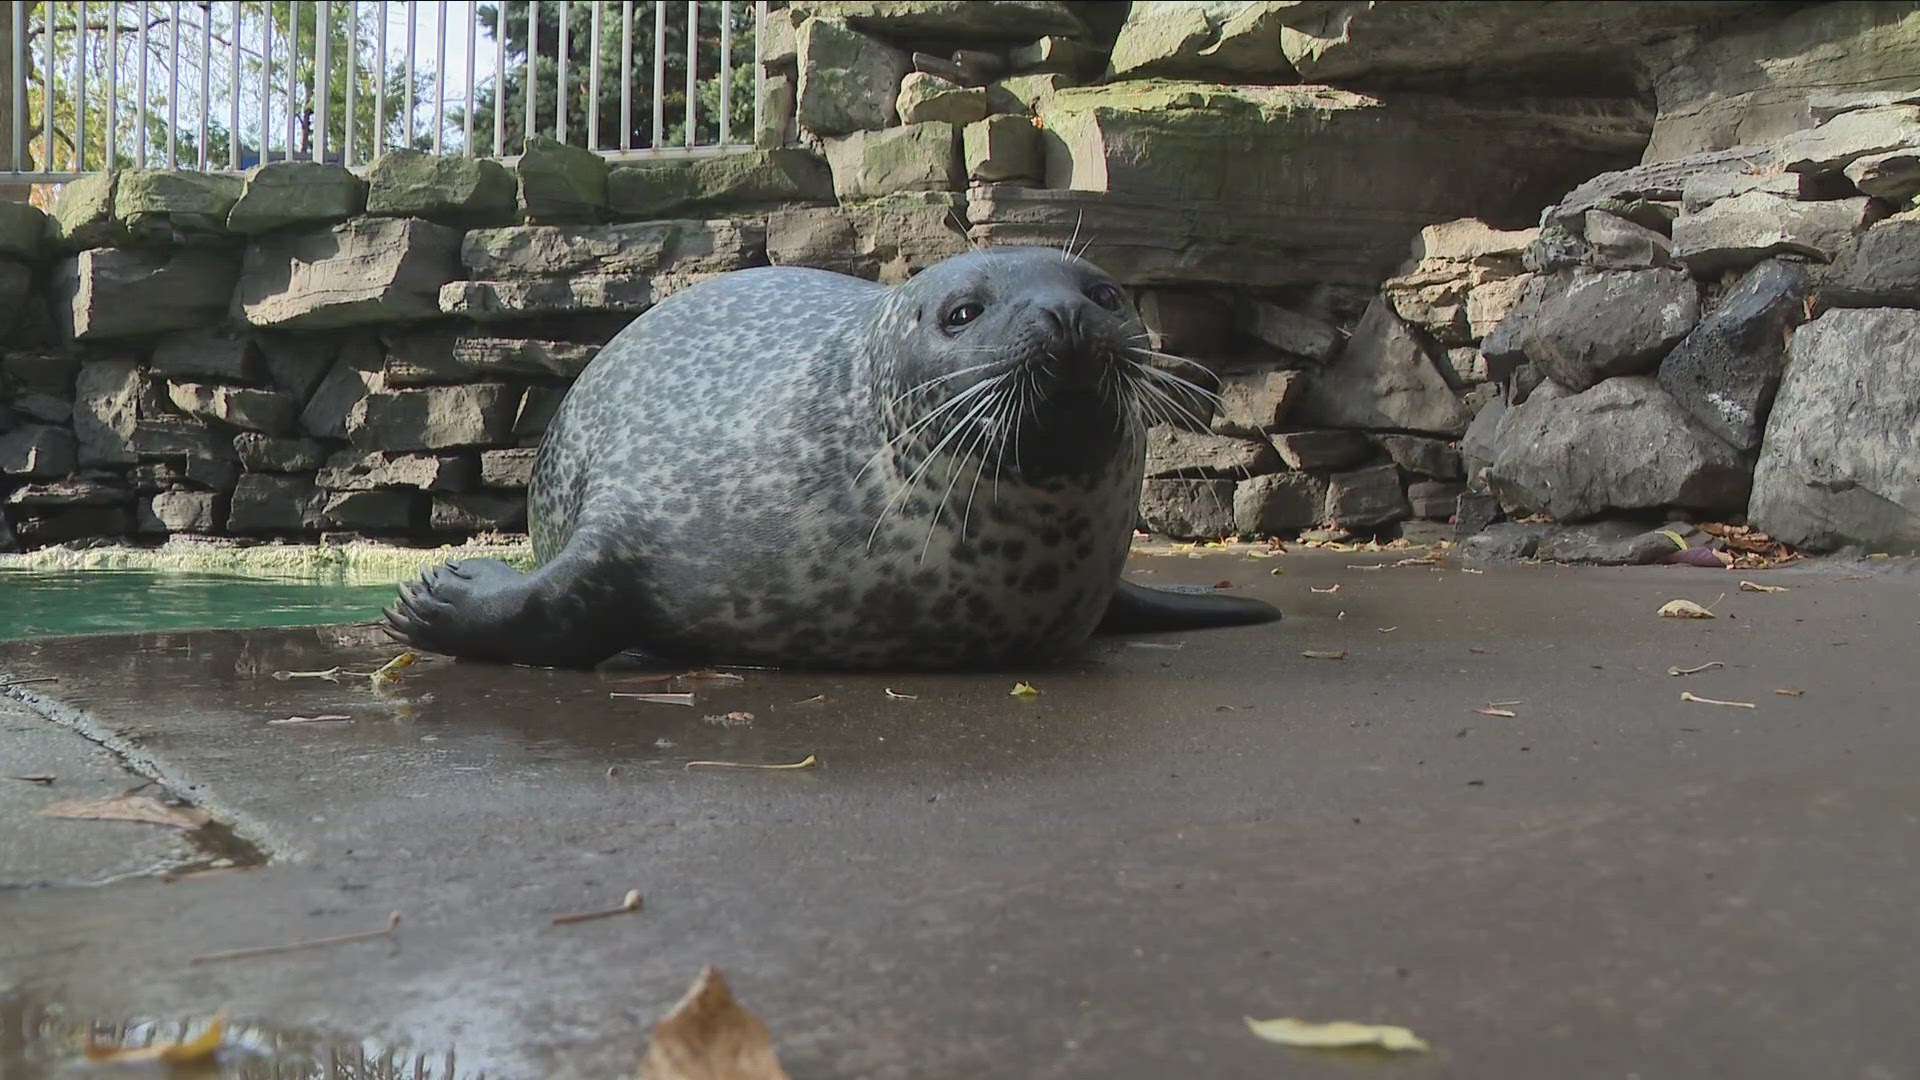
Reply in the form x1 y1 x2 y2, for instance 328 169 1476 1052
1668 661 1725 676
551 889 643 926
190 911 400 965
686 754 819 771
1774 688 1806 697
0 677 59 689
1680 691 1756 709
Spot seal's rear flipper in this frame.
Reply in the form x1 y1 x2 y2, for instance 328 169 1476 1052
1096 580 1282 634
382 550 628 668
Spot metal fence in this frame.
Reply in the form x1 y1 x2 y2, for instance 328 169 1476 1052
2 0 767 183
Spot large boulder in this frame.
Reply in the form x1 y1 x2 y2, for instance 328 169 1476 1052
0 201 47 262
795 18 910 138
365 149 518 227
1233 472 1326 534
1139 478 1236 539
769 191 970 283
1109 2 1298 82
112 169 244 243
1143 426 1278 478
985 82 1642 287
1485 377 1751 521
1292 298 1471 437
1643 1 1920 162
346 385 519 452
1816 214 1920 308
235 217 463 329
71 358 141 465
1670 192 1873 274
50 248 239 341
1490 268 1700 392
1657 259 1809 451
823 122 962 201
1748 307 1920 553
227 474 325 533
1324 463 1410 530
516 135 610 224
226 161 369 234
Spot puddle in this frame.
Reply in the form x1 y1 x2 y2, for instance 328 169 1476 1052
0 993 488 1079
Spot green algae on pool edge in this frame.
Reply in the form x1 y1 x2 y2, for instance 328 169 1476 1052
0 540 535 641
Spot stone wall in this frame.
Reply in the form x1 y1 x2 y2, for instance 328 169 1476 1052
3 0 1918 555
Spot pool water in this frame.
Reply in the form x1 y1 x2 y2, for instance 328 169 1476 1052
0 570 400 641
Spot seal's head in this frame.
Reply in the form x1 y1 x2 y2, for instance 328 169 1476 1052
872 247 1185 482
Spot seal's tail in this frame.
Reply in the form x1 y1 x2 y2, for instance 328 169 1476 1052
1095 580 1282 635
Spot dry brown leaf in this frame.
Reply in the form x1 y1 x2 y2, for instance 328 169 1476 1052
1681 691 1756 709
612 692 697 706
1658 600 1716 619
83 1013 225 1064
1474 707 1517 718
1301 650 1347 660
685 755 818 771
37 794 209 829
1738 580 1788 593
1244 1016 1429 1053
639 967 791 1080
1775 688 1806 697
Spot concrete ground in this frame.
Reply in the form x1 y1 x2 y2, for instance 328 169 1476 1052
1 547 1916 1078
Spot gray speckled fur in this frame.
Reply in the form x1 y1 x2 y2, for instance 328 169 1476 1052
386 247 1279 669
529 249 1142 668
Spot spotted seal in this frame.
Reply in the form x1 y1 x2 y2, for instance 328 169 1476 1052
383 247 1279 669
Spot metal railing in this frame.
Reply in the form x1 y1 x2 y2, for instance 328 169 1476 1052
2 0 767 183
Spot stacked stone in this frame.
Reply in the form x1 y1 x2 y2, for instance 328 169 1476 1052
0 139 827 552
1454 89 1920 557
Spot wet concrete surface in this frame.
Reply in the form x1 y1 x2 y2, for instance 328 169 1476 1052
1 547 1917 1078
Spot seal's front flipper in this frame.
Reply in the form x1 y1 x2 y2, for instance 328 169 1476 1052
382 554 626 668
1095 580 1282 635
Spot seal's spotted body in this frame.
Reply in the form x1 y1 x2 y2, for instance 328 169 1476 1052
386 249 1278 669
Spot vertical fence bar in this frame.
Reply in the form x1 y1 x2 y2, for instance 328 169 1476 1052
107 1 120 171
524 1 535 143
555 0 567 144
314 0 328 161
463 0 475 154
198 1 211 169
619 0 631 149
75 0 87 169
229 2 239 168
40 3 54 171
136 0 148 166
402 1 413 149
259 3 270 162
373 1 384 157
718 1 730 146
287 0 299 160
345 1 356 165
683 1 693 147
754 0 764 148
432 0 445 152
6 2 18 174
492 0 504 156
650 0 662 147
587 0 600 150
167 0 178 167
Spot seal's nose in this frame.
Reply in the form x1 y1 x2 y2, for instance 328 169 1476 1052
1035 296 1108 385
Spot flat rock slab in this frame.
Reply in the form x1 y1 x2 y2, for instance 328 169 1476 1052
2 550 1917 1078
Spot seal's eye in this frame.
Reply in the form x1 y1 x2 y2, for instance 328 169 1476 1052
942 301 984 330
1088 283 1126 311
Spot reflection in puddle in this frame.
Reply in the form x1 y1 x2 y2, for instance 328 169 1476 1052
0 995 486 1080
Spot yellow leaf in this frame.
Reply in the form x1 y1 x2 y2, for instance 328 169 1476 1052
1244 1016 1429 1053
369 651 416 686
1738 580 1788 593
37 794 210 829
83 1013 225 1064
1010 682 1040 697
639 968 791 1080
1657 599 1715 619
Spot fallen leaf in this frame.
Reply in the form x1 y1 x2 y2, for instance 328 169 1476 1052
1010 682 1040 697
8 774 55 784
1658 600 1716 619
1739 580 1788 593
1668 661 1725 676
683 670 746 682
1301 650 1347 660
271 666 343 681
83 1013 225 1064
369 651 416 686
1376 626 1398 633
1474 708 1517 718
1664 545 1734 568
639 967 791 1080
1461 567 1485 574
884 688 919 700
685 755 819 771
1774 688 1806 697
1309 584 1340 594
37 794 209 829
612 692 697 706
791 694 826 704
1245 1016 1429 1054
1213 580 1233 589
1681 691 1756 709
268 714 353 725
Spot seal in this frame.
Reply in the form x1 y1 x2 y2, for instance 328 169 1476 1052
383 247 1279 669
